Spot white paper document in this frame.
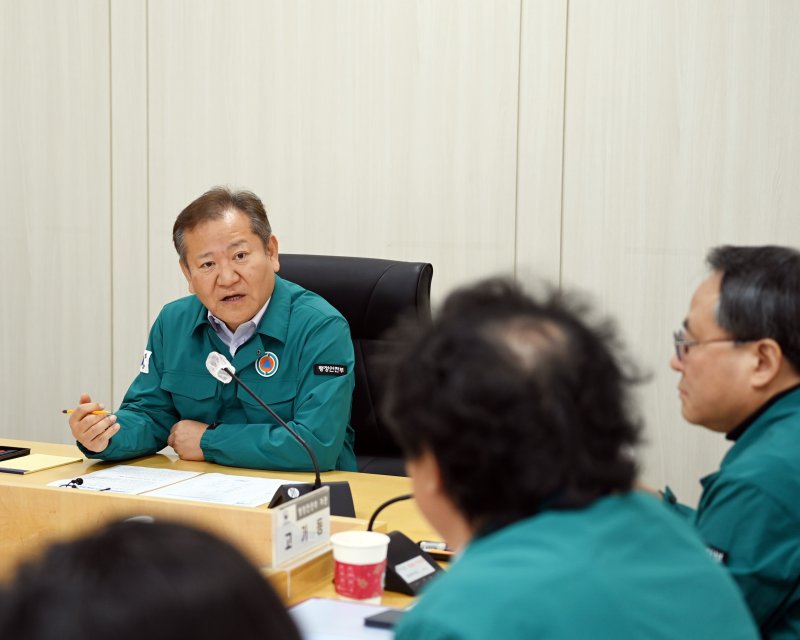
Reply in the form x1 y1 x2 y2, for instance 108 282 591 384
50 465 294 508
290 598 397 640
142 472 292 507
48 465 201 494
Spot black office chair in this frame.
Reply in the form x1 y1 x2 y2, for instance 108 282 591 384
278 254 433 476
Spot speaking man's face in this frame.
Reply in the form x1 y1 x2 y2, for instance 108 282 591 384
180 209 280 332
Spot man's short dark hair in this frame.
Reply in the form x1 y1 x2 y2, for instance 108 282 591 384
173 186 272 265
707 245 800 374
382 278 641 529
0 520 300 640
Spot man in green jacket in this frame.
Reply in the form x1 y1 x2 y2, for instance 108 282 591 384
68 187 356 471
382 279 758 640
665 245 800 638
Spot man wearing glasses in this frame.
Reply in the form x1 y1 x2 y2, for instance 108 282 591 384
666 245 800 639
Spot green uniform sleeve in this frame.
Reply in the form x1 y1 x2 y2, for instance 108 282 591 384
199 315 356 471
79 314 178 460
694 479 800 632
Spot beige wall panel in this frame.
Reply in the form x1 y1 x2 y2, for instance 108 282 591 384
146 0 521 314
515 0 568 288
562 0 800 504
111 0 150 408
0 1 111 443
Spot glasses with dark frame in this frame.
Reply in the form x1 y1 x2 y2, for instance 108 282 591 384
672 329 743 362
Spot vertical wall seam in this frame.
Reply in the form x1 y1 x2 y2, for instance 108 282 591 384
512 0 524 280
558 0 571 290
146 0 151 324
108 0 115 404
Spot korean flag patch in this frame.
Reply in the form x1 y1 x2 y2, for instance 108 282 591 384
140 350 152 374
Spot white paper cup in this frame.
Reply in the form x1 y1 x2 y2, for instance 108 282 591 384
331 530 390 603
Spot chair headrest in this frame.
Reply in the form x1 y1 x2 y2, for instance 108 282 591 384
278 254 433 339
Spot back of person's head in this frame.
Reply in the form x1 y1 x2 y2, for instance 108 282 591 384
173 186 272 264
0 519 301 640
707 245 800 374
382 278 641 529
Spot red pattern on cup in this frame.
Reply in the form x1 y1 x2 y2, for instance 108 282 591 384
334 559 387 600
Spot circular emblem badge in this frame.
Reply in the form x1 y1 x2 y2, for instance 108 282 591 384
256 352 279 378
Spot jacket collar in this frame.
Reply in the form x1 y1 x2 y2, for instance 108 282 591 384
725 383 800 442
256 275 289 344
721 384 800 468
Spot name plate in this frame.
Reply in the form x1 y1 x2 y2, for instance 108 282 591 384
271 486 331 567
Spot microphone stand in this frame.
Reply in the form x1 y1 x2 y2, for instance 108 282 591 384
221 366 355 517
226 368 322 490
363 492 444 595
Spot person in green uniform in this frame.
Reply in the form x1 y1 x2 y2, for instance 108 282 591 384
665 245 800 638
67 187 356 471
382 279 758 640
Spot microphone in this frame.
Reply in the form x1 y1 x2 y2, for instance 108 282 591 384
205 351 355 517
365 493 444 595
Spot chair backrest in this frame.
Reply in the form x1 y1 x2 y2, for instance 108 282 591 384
278 254 433 476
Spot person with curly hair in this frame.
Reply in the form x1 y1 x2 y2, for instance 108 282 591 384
383 278 757 640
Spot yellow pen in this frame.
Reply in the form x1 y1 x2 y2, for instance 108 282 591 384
61 409 112 416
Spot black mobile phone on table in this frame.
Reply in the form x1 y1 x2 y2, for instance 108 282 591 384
364 608 405 630
0 446 30 462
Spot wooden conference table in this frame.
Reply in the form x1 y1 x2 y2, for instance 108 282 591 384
0 439 437 607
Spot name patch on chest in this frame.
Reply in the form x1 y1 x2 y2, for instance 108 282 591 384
313 363 347 376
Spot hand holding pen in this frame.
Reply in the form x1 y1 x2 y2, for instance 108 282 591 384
66 392 119 453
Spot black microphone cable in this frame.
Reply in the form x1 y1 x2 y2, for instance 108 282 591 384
367 493 413 531
223 366 322 490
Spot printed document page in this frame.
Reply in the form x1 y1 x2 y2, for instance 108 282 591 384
48 465 202 494
142 472 292 507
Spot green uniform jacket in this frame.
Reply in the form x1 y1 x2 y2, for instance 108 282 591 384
663 387 800 639
80 276 356 471
395 492 758 640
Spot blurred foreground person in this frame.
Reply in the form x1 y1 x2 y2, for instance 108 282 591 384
0 519 301 640
383 278 758 640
